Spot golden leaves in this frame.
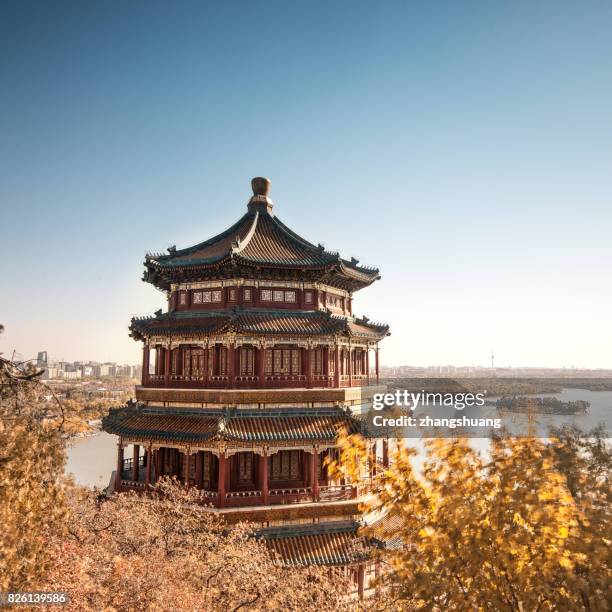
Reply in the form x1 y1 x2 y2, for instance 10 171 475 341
340 431 611 610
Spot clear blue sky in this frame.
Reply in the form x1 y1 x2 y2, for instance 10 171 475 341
1 1 611 367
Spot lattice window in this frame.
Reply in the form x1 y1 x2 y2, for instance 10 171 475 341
171 349 181 375
179 292 187 305
244 288 252 301
264 349 273 374
291 349 300 374
202 291 212 303
270 451 301 482
239 347 254 376
273 290 284 302
284 290 296 302
304 290 313 304
211 290 222 302
353 349 363 375
261 289 272 301
217 346 228 375
271 453 281 479
190 349 204 378
273 349 282 373
313 348 323 375
193 292 203 304
237 453 253 484
229 288 236 301
203 453 211 483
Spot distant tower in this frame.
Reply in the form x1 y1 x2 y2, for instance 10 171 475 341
491 351 495 369
37 351 48 368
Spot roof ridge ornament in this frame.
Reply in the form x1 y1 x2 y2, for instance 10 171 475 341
247 177 274 214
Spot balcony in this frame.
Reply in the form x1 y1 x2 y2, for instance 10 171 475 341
142 373 370 390
115 480 356 508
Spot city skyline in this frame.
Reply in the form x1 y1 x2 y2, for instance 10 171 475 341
2 2 611 368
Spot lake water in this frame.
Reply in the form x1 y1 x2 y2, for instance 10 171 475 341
66 431 126 488
65 389 611 488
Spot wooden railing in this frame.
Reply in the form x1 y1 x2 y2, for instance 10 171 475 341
268 486 313 504
225 489 263 507
121 456 146 479
200 490 218 500
114 481 359 506
318 483 355 500
235 375 258 388
312 374 333 387
208 375 229 388
142 373 375 389
120 479 146 491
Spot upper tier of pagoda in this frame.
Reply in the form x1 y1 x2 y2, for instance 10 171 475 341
143 177 380 292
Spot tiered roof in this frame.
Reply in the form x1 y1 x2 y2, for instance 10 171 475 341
129 308 389 342
103 404 361 445
144 178 380 291
260 521 366 566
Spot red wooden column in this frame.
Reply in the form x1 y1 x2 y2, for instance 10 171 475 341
306 346 313 388
310 448 319 502
323 346 329 383
228 342 236 388
195 452 203 489
145 446 152 486
217 453 227 508
164 346 171 386
366 348 370 386
132 444 139 481
369 441 376 479
142 345 150 385
375 347 380 384
334 345 340 387
203 345 209 388
258 346 266 388
115 442 124 492
183 451 191 487
259 451 269 505
357 563 365 600
382 439 389 468
348 346 353 387
157 448 163 481
210 344 216 378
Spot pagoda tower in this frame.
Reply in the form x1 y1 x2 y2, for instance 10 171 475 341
103 177 389 597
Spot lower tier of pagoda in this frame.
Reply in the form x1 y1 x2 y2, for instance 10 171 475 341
114 444 361 508
103 404 389 510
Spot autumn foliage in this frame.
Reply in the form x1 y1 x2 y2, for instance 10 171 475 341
330 429 611 610
40 480 350 611
0 345 83 592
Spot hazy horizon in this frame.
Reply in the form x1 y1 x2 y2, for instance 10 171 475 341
2 2 611 368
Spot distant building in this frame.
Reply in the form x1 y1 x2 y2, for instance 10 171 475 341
37 351 48 368
59 370 82 380
79 365 94 377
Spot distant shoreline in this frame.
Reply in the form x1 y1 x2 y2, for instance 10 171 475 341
381 377 612 394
